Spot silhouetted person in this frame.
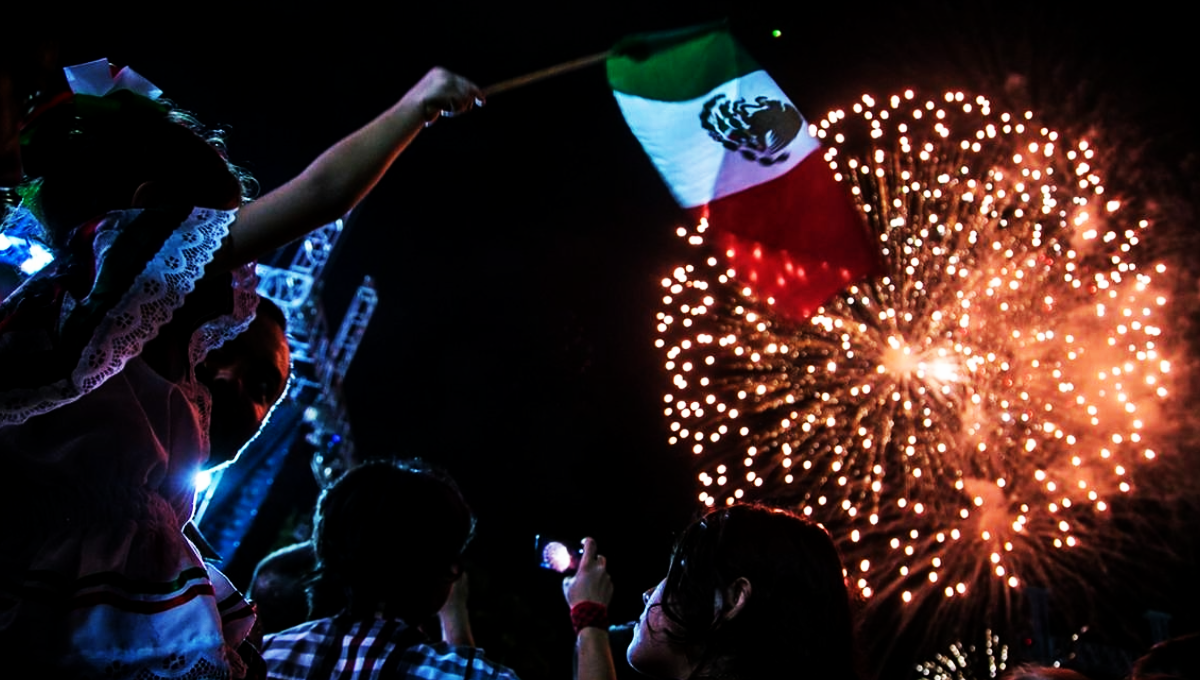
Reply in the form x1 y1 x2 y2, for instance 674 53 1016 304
262 459 520 680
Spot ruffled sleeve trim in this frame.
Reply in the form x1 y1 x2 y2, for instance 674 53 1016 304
0 207 246 426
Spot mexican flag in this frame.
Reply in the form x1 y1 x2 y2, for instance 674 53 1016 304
607 24 877 320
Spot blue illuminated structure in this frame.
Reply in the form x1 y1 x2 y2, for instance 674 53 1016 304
195 217 377 568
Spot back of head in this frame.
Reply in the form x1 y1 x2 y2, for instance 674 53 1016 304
1131 633 1200 680
662 504 857 680
248 542 318 635
312 459 476 622
1002 665 1091 680
21 87 250 246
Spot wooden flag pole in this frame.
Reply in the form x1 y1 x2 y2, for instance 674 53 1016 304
483 50 611 97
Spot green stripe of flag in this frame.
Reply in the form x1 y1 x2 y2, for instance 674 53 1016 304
607 23 761 102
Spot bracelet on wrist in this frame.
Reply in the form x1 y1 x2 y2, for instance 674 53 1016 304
570 601 609 635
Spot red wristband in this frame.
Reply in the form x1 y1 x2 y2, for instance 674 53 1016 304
570 601 609 635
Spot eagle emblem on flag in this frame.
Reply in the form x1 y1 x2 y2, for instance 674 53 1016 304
700 94 803 166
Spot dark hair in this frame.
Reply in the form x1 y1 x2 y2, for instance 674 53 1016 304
658 504 858 680
255 295 287 333
248 542 320 635
312 458 476 620
1131 632 1200 680
1002 666 1091 680
20 88 255 248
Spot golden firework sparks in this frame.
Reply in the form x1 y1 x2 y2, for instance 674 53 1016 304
656 90 1172 607
915 629 1010 680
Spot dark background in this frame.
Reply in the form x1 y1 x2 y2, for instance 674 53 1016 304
14 2 1199 678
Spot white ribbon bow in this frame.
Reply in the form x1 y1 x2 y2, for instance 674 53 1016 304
63 58 162 100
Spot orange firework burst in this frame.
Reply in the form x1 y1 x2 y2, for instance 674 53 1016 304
655 90 1175 618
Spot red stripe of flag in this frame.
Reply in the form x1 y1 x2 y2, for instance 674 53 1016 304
692 154 878 320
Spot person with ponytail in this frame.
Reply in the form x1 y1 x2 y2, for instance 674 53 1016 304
565 504 862 680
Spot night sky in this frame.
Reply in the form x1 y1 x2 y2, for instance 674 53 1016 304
18 3 1199 678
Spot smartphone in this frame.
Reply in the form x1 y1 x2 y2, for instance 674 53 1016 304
535 534 582 575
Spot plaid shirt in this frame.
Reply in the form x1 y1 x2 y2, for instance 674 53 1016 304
262 616 522 680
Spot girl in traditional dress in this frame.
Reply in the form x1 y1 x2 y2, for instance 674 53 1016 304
0 58 481 678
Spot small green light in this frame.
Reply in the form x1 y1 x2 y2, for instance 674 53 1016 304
771 29 782 38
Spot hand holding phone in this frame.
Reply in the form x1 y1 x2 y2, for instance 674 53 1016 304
563 537 612 608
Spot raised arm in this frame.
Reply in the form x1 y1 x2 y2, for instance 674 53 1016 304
226 67 482 264
564 537 616 680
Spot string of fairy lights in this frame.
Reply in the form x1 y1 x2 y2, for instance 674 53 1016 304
655 90 1172 611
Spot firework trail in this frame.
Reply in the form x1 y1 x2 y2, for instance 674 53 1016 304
655 90 1176 623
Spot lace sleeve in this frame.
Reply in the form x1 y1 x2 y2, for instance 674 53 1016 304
0 206 240 426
